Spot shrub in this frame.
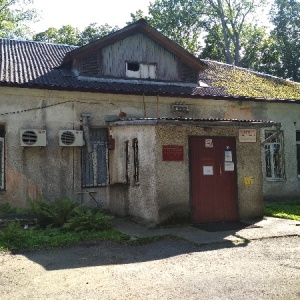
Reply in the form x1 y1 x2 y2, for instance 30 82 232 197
63 206 113 232
30 198 75 228
0 222 27 249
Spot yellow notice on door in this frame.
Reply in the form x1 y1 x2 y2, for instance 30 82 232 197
244 176 254 185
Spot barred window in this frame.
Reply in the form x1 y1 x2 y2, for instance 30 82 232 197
0 137 4 190
264 130 285 180
132 138 139 184
296 131 300 178
82 128 108 187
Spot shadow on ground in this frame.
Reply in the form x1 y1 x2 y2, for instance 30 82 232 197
13 232 249 271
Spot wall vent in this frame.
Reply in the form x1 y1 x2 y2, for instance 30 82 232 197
20 129 47 147
59 130 84 146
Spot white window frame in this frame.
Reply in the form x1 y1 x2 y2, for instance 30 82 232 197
126 62 156 79
263 130 285 181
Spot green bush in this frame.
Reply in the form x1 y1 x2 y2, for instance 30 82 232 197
0 222 27 249
30 198 75 228
63 206 113 232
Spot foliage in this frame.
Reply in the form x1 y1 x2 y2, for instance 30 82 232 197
0 202 17 215
264 201 300 221
147 0 205 55
30 198 75 228
0 0 38 39
33 23 119 46
270 0 300 81
0 222 27 249
63 206 113 232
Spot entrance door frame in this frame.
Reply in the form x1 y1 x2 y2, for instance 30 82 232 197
188 135 239 224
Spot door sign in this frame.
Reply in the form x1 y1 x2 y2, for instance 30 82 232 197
205 139 213 148
224 146 232 162
203 166 214 175
224 162 234 171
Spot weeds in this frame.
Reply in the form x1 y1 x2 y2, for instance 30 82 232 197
0 199 131 251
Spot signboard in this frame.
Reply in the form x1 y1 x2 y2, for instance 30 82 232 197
205 139 213 148
162 145 184 161
239 129 257 142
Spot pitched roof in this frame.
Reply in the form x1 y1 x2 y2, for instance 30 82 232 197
60 19 207 71
0 36 299 102
200 60 300 101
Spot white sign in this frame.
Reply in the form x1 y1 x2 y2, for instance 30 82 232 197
205 139 213 148
225 150 232 162
239 129 257 142
224 162 235 171
203 166 213 175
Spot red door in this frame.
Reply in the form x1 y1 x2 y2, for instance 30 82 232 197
190 137 238 223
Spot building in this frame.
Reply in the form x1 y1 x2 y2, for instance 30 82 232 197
1 20 298 224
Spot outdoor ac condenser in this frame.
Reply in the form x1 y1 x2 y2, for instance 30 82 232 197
59 130 85 146
20 129 47 147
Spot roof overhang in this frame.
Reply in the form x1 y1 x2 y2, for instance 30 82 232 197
107 117 279 128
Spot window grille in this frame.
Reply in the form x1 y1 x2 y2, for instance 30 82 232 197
82 128 108 187
264 130 285 180
296 131 300 178
132 138 139 184
0 138 4 190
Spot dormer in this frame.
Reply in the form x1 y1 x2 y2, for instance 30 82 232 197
60 19 207 84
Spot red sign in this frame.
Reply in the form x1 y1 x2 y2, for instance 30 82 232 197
162 145 184 161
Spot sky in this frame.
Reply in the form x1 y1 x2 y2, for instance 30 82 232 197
29 0 152 33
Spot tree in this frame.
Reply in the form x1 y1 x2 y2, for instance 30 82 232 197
33 25 81 45
270 0 300 81
0 0 38 39
137 0 267 65
147 0 205 55
33 23 119 46
80 23 119 45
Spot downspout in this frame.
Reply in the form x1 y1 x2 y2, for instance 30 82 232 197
81 113 92 153
261 123 282 145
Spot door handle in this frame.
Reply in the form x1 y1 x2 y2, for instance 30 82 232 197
219 164 222 175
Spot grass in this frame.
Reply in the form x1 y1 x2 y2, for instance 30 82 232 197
264 201 300 221
0 223 131 251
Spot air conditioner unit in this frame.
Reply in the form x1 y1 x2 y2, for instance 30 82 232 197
20 129 47 147
59 130 85 146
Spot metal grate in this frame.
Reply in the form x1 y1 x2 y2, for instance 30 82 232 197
82 128 108 187
0 138 4 190
22 130 37 145
60 131 75 145
264 130 285 180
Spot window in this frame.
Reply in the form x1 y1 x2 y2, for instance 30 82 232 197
126 62 156 79
82 128 108 187
296 132 300 178
264 130 285 180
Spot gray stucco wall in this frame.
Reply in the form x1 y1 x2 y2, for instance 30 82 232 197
108 122 264 224
0 84 298 210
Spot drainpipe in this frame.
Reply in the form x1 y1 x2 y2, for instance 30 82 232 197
81 113 92 153
261 123 282 145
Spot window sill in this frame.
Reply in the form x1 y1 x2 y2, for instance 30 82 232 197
265 178 286 182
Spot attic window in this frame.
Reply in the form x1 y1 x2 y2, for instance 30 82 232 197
126 62 156 79
127 63 140 72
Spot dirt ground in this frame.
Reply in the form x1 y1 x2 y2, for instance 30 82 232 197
0 235 299 300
